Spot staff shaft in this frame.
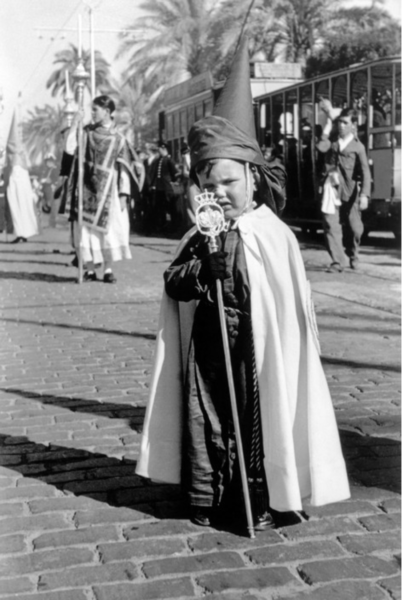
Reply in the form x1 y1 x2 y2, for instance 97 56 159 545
209 239 255 539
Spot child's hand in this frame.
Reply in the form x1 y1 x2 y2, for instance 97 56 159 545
199 251 228 285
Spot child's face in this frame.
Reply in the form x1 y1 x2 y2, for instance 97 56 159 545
197 158 250 221
337 115 354 139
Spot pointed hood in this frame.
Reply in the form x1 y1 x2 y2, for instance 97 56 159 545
213 36 257 140
6 110 28 171
188 37 264 171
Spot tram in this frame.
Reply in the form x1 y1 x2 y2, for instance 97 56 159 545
159 56 401 238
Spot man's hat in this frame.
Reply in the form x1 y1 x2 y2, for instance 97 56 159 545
188 37 264 170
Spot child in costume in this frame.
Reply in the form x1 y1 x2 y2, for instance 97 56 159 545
136 40 350 533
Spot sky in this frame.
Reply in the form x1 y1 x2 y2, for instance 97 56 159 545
0 0 400 151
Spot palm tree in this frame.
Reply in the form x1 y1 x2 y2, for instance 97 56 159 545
46 44 113 99
272 0 332 64
117 0 228 109
22 104 65 165
113 79 156 146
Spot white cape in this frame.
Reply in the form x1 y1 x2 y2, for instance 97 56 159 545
136 205 350 511
7 165 39 239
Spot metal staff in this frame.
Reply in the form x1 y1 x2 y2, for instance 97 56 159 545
195 191 255 539
72 58 89 284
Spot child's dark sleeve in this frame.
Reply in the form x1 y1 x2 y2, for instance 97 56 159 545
164 238 208 302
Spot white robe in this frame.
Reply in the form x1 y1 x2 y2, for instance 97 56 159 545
7 165 39 239
136 205 350 511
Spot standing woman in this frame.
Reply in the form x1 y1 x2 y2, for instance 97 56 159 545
65 95 144 282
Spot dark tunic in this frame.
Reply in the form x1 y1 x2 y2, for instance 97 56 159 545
164 229 267 513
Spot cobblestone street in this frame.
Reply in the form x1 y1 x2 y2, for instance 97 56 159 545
0 218 400 600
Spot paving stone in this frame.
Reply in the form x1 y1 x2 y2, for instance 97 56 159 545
28 495 104 514
38 562 138 590
379 498 401 513
99 537 186 562
298 555 399 584
0 592 88 600
197 566 297 593
349 485 401 502
359 512 401 532
379 575 402 600
189 529 282 553
143 551 244 578
75 507 150 527
0 502 25 516
247 540 345 565
123 518 200 540
0 533 27 554
0 514 71 536
281 516 363 540
0 577 36 595
338 530 401 555
33 524 120 549
305 500 380 518
0 547 94 576
93 577 195 600
277 580 388 599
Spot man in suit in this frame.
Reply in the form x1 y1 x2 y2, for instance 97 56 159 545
149 141 178 232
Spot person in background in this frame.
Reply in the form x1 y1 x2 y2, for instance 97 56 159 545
320 106 371 272
148 141 178 233
65 94 142 283
41 153 58 222
142 143 159 234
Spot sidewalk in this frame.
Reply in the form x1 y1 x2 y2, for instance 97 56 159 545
0 221 400 600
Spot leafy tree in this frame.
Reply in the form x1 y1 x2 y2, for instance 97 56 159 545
46 44 113 99
306 5 401 77
22 104 64 165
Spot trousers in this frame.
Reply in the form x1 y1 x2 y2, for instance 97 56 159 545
322 200 364 265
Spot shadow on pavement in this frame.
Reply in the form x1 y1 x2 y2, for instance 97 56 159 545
0 387 147 429
0 318 157 340
321 355 400 373
340 429 401 493
0 271 77 283
0 432 183 519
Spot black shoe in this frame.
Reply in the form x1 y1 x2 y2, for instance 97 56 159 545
103 272 117 284
254 511 275 531
83 271 97 282
326 262 343 273
190 507 212 527
71 255 78 268
11 237 26 244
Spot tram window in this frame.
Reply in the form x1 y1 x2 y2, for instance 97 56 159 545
180 110 187 136
394 132 401 148
332 75 348 111
272 94 284 158
351 70 368 124
371 64 393 128
166 114 173 140
173 112 180 139
315 79 330 133
187 105 195 128
260 101 272 151
395 64 401 126
372 132 392 148
195 102 203 121
284 90 298 138
204 99 213 117
300 85 313 136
